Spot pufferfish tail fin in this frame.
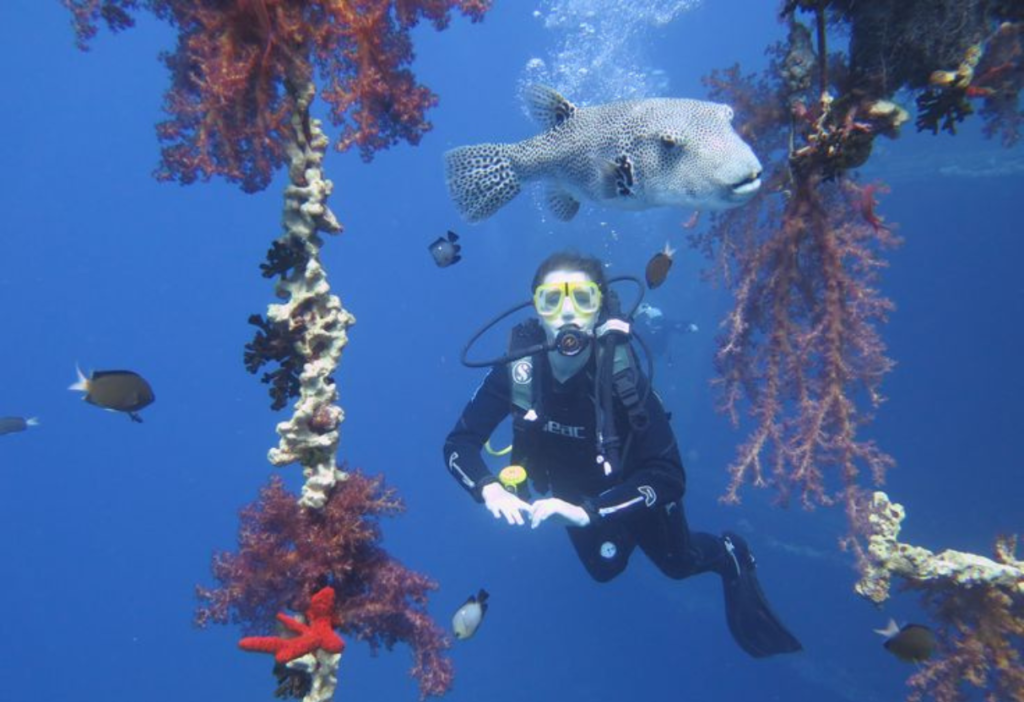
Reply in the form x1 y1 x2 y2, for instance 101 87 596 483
444 143 521 222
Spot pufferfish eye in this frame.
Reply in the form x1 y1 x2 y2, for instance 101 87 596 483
660 135 685 151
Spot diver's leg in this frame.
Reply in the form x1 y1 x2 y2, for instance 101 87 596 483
634 506 802 657
634 500 731 579
718 531 803 658
566 520 636 583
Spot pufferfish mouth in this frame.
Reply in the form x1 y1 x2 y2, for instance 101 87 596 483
731 171 762 196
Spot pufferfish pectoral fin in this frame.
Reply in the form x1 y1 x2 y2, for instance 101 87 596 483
546 187 580 221
599 154 636 198
524 84 578 129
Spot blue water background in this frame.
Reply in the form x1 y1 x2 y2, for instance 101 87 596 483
1 1 1021 700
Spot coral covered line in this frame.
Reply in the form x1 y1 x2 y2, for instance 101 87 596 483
259 73 354 509
856 492 1023 604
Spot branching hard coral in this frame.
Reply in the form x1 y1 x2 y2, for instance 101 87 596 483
196 471 454 699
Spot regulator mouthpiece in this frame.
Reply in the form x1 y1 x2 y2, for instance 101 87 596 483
555 325 590 357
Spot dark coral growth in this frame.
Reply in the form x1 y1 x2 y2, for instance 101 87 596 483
792 1 1024 143
778 2 1024 146
820 0 999 97
196 471 454 698
914 21 1023 143
260 236 311 280
272 662 311 699
975 21 1024 146
905 537 1024 702
65 0 493 192
916 87 975 136
244 313 302 410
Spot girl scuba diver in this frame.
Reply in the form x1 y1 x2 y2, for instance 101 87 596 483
443 250 801 658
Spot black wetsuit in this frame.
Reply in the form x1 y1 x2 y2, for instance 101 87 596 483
444 352 729 583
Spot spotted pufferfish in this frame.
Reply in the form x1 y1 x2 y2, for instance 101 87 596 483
444 85 763 222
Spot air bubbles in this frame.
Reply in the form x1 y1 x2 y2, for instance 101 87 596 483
520 0 702 105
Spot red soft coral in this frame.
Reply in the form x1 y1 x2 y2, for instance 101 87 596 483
65 0 492 191
196 470 453 698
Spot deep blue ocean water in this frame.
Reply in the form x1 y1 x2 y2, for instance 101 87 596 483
1 1 1021 701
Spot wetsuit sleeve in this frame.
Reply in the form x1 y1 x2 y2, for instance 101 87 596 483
586 382 685 522
443 367 511 501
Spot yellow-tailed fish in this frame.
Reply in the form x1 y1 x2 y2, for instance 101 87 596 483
645 242 676 289
70 366 155 423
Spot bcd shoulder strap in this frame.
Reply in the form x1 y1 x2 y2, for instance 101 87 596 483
507 318 545 415
607 340 649 431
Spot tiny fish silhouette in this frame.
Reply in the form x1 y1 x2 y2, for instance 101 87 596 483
875 618 937 663
69 366 155 423
645 242 676 289
428 230 462 268
0 416 38 436
452 589 489 640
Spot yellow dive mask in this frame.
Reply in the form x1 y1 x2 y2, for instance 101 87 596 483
533 280 602 318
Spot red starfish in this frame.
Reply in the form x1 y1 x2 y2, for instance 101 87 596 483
239 586 345 663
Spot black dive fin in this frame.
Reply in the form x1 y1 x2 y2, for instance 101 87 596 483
721 532 802 658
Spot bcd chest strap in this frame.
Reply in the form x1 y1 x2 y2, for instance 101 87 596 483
506 318 649 478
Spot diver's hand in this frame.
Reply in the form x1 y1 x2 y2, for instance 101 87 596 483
530 498 591 529
481 482 533 526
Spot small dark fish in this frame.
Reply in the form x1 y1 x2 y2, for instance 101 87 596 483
428 230 462 268
69 366 155 423
0 416 38 436
875 618 937 663
645 242 676 289
452 589 489 640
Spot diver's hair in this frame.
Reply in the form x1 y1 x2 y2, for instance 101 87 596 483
531 250 608 295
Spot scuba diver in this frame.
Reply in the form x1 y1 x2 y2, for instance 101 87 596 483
443 250 802 658
632 302 699 362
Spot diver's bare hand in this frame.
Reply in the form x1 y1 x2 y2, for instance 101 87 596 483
530 498 590 529
481 483 533 526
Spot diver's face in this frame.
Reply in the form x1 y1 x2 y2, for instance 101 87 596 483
535 269 600 341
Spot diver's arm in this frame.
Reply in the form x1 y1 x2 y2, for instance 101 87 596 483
482 482 533 526
530 497 590 528
443 367 511 501
586 385 686 522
